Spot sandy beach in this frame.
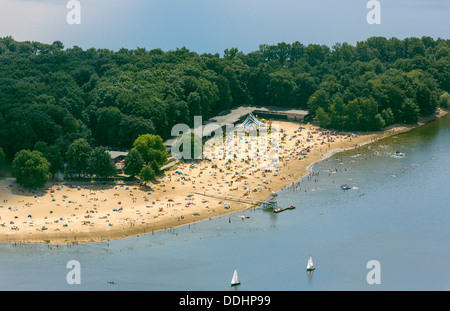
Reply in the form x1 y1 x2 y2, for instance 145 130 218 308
1 108 448 244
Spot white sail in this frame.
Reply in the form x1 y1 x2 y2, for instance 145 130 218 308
231 269 240 286
306 256 315 271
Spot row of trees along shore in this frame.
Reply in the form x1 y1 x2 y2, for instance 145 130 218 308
7 134 165 189
0 36 449 188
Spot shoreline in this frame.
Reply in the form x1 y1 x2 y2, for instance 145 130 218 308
1 108 448 245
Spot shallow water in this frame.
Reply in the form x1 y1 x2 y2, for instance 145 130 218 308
1 114 449 291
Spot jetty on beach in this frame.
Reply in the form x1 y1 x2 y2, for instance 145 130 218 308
194 192 296 214
194 192 282 209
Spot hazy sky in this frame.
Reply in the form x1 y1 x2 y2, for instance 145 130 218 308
0 0 449 54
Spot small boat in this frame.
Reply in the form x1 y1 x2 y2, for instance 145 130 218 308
393 151 404 156
340 184 351 190
231 268 240 286
306 256 315 271
288 205 296 210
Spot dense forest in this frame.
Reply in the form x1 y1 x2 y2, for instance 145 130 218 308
0 36 449 166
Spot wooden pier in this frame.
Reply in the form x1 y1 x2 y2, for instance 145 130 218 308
273 206 296 213
193 192 281 209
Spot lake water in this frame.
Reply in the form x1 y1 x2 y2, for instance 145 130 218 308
1 114 449 291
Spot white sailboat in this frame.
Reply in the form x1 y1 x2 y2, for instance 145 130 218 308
306 256 315 271
231 268 240 286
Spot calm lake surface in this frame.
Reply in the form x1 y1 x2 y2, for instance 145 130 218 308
1 114 449 291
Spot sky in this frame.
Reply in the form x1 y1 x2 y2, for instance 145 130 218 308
0 0 449 55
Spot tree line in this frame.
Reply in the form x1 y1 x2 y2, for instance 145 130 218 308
0 36 449 187
10 133 166 189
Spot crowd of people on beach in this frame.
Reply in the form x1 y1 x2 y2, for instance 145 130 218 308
0 120 368 243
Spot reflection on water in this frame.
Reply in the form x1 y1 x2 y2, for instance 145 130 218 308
307 270 314 282
1 114 450 291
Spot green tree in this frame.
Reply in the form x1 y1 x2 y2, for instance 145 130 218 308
123 149 144 178
13 150 51 188
88 146 117 178
151 159 161 175
0 147 5 166
439 92 450 108
381 108 395 126
316 107 331 128
358 98 380 130
307 89 330 114
0 36 447 151
294 73 318 108
401 99 420 124
34 141 63 179
118 115 155 148
373 114 386 130
224 47 243 60
328 96 346 129
62 114 80 134
132 134 167 165
66 138 93 177
267 69 296 107
415 84 438 117
304 44 330 66
248 65 269 106
139 165 156 185
95 107 123 147
222 65 248 107
344 99 362 130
